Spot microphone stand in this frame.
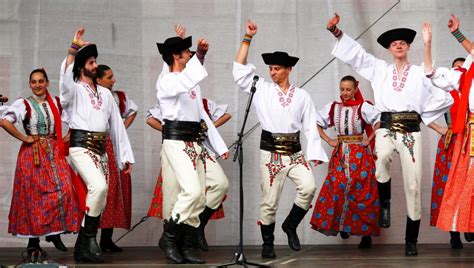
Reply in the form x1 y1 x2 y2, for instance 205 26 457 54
213 81 268 268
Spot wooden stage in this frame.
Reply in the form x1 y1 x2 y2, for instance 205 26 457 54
1 244 473 267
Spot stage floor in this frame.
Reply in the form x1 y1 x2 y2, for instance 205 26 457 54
1 244 473 267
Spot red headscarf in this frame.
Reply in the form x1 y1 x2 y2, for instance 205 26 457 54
45 90 65 156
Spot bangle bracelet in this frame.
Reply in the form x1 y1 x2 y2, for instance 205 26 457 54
329 26 342 38
242 34 252 45
452 29 466 43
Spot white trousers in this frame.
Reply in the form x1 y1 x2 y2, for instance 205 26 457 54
259 150 316 225
161 140 206 227
162 147 229 221
374 128 422 220
69 147 108 217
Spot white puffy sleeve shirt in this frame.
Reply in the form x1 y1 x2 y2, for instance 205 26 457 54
156 56 228 156
332 33 453 125
59 58 135 169
428 55 473 112
233 61 328 162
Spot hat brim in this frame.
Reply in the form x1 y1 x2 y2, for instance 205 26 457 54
73 44 98 72
377 28 416 49
261 52 299 67
157 36 192 55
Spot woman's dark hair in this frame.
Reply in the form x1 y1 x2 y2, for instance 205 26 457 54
340 75 357 88
29 68 49 82
451 57 466 68
96 64 111 79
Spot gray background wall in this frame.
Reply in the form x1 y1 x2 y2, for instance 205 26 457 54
0 0 473 248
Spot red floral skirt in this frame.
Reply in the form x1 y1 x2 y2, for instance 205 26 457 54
310 143 380 236
99 136 131 229
430 133 457 226
8 139 80 236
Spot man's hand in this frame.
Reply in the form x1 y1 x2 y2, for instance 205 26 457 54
123 162 133 174
422 22 432 46
197 38 209 55
220 152 229 160
448 14 460 33
175 24 186 39
327 13 340 30
72 27 91 47
246 19 258 36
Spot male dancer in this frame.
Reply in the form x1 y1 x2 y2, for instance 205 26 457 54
60 28 134 263
156 30 228 264
233 20 328 258
327 13 452 256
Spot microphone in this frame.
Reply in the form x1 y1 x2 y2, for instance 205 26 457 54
250 75 259 93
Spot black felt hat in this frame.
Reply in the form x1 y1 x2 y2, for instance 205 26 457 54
377 28 417 49
261 51 299 67
156 36 192 55
73 44 98 79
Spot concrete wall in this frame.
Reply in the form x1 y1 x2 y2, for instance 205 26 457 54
0 0 473 247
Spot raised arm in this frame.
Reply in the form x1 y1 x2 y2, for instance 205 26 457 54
60 28 91 106
328 13 383 83
326 13 343 40
235 19 257 65
448 14 472 53
423 22 434 74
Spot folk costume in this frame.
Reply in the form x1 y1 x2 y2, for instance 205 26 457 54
2 93 80 255
331 28 453 255
60 44 135 262
426 55 474 233
310 89 381 242
233 51 329 256
156 36 228 264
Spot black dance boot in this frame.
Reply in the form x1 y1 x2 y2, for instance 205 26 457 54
464 232 474 242
282 204 309 251
358 236 372 249
405 217 420 256
158 221 167 251
450 231 463 249
27 238 47 263
74 215 104 263
261 223 276 258
100 228 123 252
161 218 183 264
377 180 391 228
46 234 68 252
181 224 205 264
195 206 217 251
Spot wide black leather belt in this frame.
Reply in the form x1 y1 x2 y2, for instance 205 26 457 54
380 112 421 133
70 129 107 155
163 119 207 142
260 130 301 155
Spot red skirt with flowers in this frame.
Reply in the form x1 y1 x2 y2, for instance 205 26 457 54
310 143 380 236
8 138 80 236
147 169 225 220
99 136 131 229
430 133 457 226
